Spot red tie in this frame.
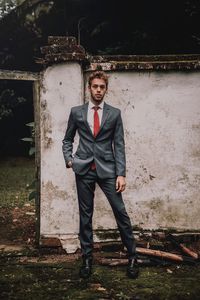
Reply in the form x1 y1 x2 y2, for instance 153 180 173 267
93 106 100 137
91 106 100 170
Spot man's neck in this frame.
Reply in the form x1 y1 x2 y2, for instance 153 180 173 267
90 98 104 107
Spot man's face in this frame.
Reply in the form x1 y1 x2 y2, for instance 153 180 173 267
89 78 107 103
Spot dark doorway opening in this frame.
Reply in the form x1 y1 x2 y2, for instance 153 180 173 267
0 72 39 249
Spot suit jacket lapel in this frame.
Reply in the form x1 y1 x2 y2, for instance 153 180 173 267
81 102 94 137
97 102 110 137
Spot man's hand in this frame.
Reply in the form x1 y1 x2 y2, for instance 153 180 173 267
67 161 73 168
116 176 126 193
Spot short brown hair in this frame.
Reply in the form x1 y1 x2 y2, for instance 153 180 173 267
88 71 108 88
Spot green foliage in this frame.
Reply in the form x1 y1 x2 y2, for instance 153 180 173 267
28 190 37 201
21 122 35 156
0 88 26 120
0 0 24 17
26 179 37 202
0 0 16 17
0 157 35 207
22 122 37 201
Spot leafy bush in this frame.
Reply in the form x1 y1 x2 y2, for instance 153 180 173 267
0 88 26 120
21 122 35 156
21 122 36 201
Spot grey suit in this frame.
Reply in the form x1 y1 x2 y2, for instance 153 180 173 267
62 102 136 258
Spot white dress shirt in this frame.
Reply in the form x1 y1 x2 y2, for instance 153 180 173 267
87 101 104 133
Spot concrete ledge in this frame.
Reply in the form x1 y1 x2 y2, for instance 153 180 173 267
85 54 200 71
39 230 200 253
0 69 39 80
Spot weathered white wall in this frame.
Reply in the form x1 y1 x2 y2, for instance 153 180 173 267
85 71 200 232
40 63 83 252
40 64 200 252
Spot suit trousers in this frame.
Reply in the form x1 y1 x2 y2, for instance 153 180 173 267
75 169 136 258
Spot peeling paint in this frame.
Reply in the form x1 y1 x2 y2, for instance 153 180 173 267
43 181 69 200
147 198 163 210
40 63 83 245
39 60 200 253
41 110 53 149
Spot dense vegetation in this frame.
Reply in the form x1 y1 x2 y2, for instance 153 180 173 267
0 0 200 71
0 0 199 156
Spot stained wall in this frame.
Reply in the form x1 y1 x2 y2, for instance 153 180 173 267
40 62 200 252
85 71 200 232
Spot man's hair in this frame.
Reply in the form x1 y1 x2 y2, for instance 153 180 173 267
88 71 108 88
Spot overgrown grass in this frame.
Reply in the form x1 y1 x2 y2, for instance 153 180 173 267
0 157 35 207
1 259 200 300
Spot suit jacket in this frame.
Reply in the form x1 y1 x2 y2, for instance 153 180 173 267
62 102 126 179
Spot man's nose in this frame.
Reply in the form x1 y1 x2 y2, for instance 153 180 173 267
97 86 101 92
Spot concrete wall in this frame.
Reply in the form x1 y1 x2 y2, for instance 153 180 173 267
85 71 200 232
40 63 83 252
40 62 200 252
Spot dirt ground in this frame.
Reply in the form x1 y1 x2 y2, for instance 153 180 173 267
0 204 35 246
1 158 200 299
1 203 200 300
1 247 200 300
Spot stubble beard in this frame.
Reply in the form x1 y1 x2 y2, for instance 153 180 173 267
91 94 105 106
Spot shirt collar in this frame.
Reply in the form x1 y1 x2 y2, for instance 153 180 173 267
88 100 104 110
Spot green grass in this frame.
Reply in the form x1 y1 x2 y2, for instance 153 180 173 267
0 157 35 207
1 258 200 300
1 157 200 299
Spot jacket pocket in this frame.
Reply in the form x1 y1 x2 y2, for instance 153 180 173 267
75 153 88 159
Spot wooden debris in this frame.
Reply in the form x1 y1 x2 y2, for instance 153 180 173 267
136 247 195 263
40 237 62 247
97 256 173 267
169 232 200 243
98 248 196 265
98 257 152 266
93 230 200 267
151 231 166 241
167 234 199 260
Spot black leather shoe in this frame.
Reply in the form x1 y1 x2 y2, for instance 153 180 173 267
126 258 139 279
79 257 93 279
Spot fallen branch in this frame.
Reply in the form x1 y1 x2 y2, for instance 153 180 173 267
97 257 173 267
167 234 199 259
136 247 195 263
98 257 153 266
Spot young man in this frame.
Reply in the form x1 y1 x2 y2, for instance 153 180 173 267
62 71 139 279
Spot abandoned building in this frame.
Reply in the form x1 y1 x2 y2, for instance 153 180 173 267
0 0 200 252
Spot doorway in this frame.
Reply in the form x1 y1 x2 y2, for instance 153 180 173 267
0 70 40 250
